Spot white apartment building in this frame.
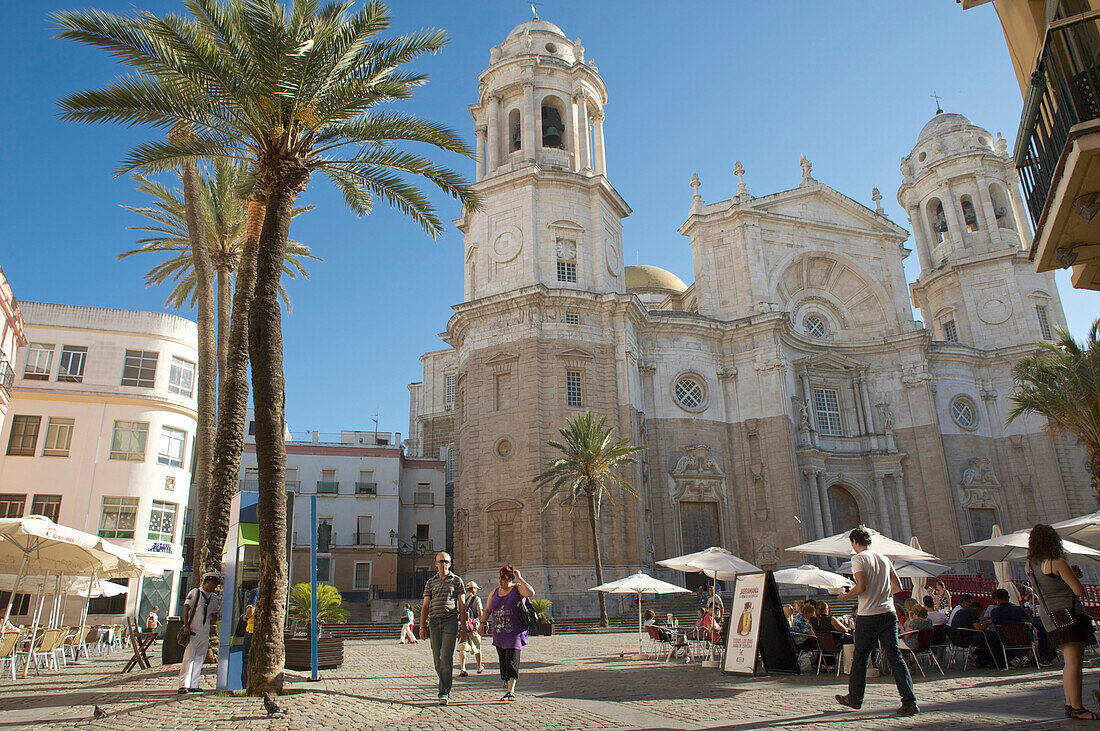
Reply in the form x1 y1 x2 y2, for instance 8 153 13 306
239 426 445 606
0 302 199 618
0 266 26 435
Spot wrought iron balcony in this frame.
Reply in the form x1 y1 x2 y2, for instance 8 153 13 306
413 538 433 553
355 482 377 495
0 361 13 394
354 531 375 546
316 481 339 494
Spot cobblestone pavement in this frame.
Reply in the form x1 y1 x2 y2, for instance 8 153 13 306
0 634 1095 730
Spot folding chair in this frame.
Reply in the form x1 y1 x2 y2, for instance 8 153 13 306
0 631 21 680
996 622 1040 669
900 628 944 676
928 624 949 663
644 625 669 660
815 629 843 676
947 626 993 670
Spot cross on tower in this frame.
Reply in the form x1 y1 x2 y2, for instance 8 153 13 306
930 91 943 114
530 1 541 20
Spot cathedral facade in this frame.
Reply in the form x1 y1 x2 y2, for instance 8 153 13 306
407 19 1091 616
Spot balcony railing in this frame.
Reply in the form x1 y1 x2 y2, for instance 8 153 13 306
238 479 300 492
413 492 434 505
0 361 13 394
355 482 377 495
316 481 339 494
1015 12 1100 228
413 538 433 553
355 532 375 546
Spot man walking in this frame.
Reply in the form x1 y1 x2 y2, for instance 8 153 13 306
178 572 222 695
834 527 918 716
420 552 466 705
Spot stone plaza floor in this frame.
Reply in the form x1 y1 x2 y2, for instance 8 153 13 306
0 633 1095 730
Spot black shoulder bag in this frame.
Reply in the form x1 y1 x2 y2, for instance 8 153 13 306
519 596 540 629
1027 561 1078 630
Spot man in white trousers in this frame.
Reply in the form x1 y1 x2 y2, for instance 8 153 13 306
178 572 222 694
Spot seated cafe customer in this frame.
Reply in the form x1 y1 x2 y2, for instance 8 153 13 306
950 594 1003 667
988 588 1032 664
922 595 948 626
902 604 932 650
812 601 851 645
791 603 818 652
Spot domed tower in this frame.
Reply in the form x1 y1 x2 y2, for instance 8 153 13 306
899 111 1066 349
458 19 630 301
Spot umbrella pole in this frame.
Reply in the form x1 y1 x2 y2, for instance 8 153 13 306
2 552 28 625
638 591 643 657
57 573 67 628
79 572 96 630
24 573 49 678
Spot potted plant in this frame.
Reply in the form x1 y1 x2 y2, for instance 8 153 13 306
529 599 554 636
284 583 349 670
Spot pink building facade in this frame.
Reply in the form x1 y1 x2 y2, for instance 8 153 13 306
0 266 26 433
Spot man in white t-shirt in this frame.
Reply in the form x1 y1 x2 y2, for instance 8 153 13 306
178 572 222 694
921 596 948 626
834 527 918 717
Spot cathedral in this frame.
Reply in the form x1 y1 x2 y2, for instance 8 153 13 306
406 18 1091 616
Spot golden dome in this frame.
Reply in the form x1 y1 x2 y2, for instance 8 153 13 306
624 265 688 294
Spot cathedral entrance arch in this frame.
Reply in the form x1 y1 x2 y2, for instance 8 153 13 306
669 445 729 591
827 485 861 530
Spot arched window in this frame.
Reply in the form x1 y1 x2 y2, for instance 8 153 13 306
988 184 1016 230
960 195 980 233
508 108 521 152
926 197 947 243
541 95 566 149
828 485 861 529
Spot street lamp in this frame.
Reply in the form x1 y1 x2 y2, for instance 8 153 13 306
389 529 396 546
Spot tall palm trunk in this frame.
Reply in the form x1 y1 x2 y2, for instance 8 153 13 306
586 486 608 627
1091 449 1100 504
247 167 306 695
216 266 232 393
175 148 216 591
199 196 265 578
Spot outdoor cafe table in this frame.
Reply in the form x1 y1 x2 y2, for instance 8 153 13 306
122 630 157 673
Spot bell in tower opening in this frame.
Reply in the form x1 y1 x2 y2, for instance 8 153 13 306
542 102 565 149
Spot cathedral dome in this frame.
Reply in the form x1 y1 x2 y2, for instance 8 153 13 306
625 265 688 294
507 19 568 39
916 111 975 143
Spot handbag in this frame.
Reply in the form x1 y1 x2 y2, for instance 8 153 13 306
1027 561 1079 630
177 625 190 647
519 597 540 629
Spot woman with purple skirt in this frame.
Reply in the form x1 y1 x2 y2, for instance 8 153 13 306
479 564 535 701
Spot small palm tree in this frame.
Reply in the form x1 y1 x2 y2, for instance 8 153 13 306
120 161 318 376
287 583 350 626
534 411 645 627
1008 320 1100 501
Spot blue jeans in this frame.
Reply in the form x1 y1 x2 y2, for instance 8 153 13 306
241 633 251 687
848 612 916 707
429 617 459 697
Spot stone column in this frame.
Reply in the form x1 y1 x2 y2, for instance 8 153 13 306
474 124 487 181
909 206 933 272
859 374 877 449
486 95 501 174
894 473 913 539
522 82 536 161
1007 177 1034 242
850 381 865 435
941 185 967 247
575 92 591 172
872 474 892 534
800 371 815 431
975 176 1000 237
592 109 606 176
804 469 825 541
816 471 834 536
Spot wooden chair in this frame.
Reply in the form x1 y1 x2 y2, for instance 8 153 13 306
0 631 21 680
901 628 944 676
996 622 1040 669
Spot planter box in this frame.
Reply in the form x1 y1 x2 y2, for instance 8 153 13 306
530 621 553 636
284 633 344 670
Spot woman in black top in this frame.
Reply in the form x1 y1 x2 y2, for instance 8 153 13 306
1028 523 1097 721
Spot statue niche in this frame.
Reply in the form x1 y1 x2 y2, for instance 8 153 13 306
669 445 728 558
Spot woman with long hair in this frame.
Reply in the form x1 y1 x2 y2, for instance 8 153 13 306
478 564 535 702
931 581 952 613
398 603 417 644
1028 523 1097 720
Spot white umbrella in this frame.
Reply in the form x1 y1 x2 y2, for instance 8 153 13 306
69 577 130 599
657 547 761 581
1053 511 1100 548
909 537 928 601
590 571 691 656
838 559 952 580
786 527 939 561
963 528 1100 563
773 564 852 592
989 525 1021 603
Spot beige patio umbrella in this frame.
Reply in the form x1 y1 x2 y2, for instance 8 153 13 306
990 525 1021 603
786 527 939 561
590 572 691 656
909 536 928 601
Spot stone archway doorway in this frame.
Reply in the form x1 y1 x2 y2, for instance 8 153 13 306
828 485 861 530
679 501 720 591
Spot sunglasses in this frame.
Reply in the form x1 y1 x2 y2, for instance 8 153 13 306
437 559 450 564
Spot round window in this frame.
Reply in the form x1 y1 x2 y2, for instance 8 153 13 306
918 151 927 162
804 315 827 338
494 436 514 460
978 136 987 146
545 42 557 53
674 376 705 411
950 397 977 429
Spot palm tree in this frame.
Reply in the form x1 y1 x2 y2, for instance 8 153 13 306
120 162 317 378
55 0 476 694
534 411 645 627
1008 320 1100 501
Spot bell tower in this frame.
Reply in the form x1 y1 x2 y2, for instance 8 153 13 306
458 19 630 301
899 111 1067 349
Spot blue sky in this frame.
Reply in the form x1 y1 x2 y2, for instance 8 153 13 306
2 1 1098 436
